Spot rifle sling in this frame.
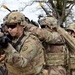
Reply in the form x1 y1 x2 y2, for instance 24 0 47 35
12 33 25 50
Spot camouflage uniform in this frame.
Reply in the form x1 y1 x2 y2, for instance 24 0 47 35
27 16 69 75
57 23 75 75
3 11 45 75
66 23 75 75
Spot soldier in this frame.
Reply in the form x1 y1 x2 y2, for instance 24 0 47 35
66 23 75 75
0 11 46 75
56 22 75 75
27 16 69 75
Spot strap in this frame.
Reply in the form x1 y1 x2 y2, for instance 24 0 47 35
50 43 65 46
12 33 25 50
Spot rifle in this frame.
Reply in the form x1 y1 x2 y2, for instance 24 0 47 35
2 5 11 12
1 5 16 40
31 20 39 27
0 24 12 55
39 3 51 16
1 23 13 40
31 20 41 28
2 5 18 12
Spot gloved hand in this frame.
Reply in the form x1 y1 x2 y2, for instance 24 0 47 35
0 33 9 48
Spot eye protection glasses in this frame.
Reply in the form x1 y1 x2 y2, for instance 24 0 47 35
6 24 17 29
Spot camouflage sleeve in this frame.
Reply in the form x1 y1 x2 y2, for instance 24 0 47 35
4 36 38 68
27 25 55 43
57 26 75 53
41 29 55 43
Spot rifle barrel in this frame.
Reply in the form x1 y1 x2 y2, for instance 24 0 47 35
39 3 50 16
2 5 11 12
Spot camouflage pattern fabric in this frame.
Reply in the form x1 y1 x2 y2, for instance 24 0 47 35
57 26 75 75
3 11 28 27
66 23 75 32
68 36 75 75
39 16 57 29
4 32 45 75
26 24 68 75
57 26 75 54
42 31 68 75
66 23 75 75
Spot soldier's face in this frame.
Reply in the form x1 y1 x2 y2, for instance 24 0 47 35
71 32 75 38
67 30 75 38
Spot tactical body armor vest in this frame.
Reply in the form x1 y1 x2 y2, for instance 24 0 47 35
69 53 75 69
43 31 68 66
6 32 44 75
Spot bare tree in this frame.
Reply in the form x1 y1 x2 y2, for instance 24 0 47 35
1 0 75 26
48 0 75 25
34 0 75 26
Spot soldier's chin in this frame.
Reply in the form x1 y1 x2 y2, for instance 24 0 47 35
10 34 15 37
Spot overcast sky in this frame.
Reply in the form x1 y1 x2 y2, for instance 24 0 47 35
0 0 75 26
0 0 47 25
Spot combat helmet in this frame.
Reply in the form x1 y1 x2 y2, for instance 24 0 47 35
39 16 57 29
3 11 27 27
66 23 75 32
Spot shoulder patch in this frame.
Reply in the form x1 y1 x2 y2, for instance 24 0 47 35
22 46 28 51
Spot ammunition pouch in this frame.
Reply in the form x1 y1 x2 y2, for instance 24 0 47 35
69 55 75 69
46 52 67 66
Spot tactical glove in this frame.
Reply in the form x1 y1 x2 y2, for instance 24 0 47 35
0 35 9 48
